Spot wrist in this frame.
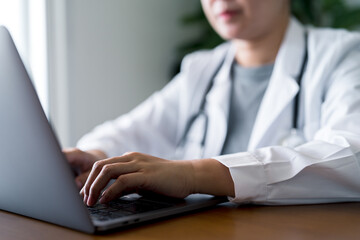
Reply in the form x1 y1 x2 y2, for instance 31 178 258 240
190 158 235 197
177 160 197 196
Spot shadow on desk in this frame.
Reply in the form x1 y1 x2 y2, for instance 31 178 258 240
1 202 360 240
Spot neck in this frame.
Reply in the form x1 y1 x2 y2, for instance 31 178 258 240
233 16 290 67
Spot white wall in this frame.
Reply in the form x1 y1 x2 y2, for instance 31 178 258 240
0 0 48 114
47 0 200 147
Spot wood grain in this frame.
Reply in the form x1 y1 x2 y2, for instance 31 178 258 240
1 202 360 240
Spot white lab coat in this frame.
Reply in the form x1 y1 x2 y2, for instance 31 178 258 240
78 18 360 204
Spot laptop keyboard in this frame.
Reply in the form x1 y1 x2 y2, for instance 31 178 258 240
88 195 177 221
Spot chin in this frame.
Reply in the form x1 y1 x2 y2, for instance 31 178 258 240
215 24 246 40
217 29 243 41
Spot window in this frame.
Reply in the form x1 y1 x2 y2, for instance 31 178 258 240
0 0 48 115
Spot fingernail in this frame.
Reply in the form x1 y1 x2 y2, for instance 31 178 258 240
87 196 94 206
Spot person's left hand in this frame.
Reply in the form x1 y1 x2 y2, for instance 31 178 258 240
81 152 194 206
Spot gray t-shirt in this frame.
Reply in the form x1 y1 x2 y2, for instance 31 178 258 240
221 62 274 155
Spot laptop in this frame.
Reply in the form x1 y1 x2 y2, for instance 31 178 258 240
0 26 227 233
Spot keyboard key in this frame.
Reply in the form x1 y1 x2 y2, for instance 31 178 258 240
88 195 177 221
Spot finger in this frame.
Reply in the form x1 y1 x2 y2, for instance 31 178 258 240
80 187 84 197
79 187 90 205
83 158 117 197
99 173 145 204
82 155 136 197
86 162 140 206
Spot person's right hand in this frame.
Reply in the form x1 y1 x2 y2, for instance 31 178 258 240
63 148 107 189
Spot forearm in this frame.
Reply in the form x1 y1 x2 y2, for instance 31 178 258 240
189 158 235 197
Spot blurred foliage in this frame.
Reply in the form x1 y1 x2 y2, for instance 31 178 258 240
292 0 360 29
171 0 360 76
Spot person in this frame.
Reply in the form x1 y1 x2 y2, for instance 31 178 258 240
64 0 360 207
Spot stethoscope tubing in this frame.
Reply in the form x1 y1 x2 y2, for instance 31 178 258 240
178 29 309 153
293 30 308 130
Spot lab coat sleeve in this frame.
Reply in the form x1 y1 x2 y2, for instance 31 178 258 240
76 71 185 159
215 34 360 205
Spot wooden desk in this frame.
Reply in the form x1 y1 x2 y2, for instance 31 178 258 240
1 202 360 240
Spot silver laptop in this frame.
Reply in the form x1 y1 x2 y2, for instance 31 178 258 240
0 26 226 233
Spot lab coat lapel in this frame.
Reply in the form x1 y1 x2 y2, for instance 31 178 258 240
203 45 236 157
248 18 307 150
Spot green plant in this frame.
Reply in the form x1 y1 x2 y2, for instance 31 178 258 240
292 0 360 29
171 0 360 75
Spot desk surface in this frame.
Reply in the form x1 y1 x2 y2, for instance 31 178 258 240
1 202 360 240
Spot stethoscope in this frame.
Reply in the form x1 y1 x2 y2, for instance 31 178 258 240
177 30 308 158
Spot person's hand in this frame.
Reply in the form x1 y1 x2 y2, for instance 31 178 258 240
81 152 195 206
63 148 107 189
